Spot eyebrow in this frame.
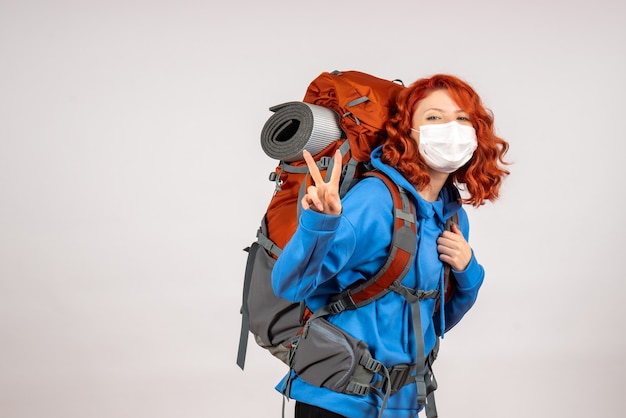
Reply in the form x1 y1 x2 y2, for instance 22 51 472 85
424 108 467 113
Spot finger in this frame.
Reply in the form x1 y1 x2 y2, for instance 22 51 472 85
302 195 323 212
438 233 459 245
437 236 451 248
303 150 324 185
301 195 311 211
437 242 456 257
439 253 453 265
306 185 324 212
437 237 464 257
328 149 343 188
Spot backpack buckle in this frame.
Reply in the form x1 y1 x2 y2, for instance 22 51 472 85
328 299 346 314
387 363 413 394
345 381 370 396
316 156 332 170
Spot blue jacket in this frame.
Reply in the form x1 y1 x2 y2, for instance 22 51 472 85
271 146 485 417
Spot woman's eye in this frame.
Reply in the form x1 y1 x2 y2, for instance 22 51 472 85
426 115 440 121
457 116 470 121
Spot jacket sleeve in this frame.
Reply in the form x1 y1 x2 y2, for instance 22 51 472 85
434 208 485 334
271 178 394 304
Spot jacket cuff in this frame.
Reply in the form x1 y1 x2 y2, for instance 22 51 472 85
300 208 341 232
451 253 484 291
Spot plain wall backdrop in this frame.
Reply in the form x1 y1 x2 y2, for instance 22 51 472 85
1 0 624 417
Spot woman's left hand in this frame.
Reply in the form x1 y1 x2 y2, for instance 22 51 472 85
437 223 472 271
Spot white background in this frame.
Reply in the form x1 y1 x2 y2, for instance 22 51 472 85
1 0 624 417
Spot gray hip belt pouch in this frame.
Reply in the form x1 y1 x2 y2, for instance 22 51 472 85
290 316 381 395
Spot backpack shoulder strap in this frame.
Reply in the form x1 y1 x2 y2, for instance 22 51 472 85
434 212 460 314
324 170 417 314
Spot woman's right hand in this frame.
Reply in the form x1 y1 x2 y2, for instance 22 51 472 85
301 149 343 216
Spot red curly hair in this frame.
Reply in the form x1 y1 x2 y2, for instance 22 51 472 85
382 74 510 206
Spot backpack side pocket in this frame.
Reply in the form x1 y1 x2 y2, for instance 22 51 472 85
246 242 303 364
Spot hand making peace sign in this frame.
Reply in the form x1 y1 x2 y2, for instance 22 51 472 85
301 149 343 216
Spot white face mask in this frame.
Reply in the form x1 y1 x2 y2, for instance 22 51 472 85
412 121 478 173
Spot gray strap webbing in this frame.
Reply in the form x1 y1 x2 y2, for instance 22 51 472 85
346 96 370 108
423 337 440 417
256 229 282 258
282 158 332 174
375 366 391 418
323 140 353 196
424 362 439 417
344 351 390 418
342 96 371 125
389 283 440 409
236 242 261 369
339 157 358 197
297 177 307 220
411 297 427 407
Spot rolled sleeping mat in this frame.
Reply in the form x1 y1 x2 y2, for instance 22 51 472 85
260 101 344 162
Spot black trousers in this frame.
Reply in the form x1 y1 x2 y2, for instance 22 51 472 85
295 401 346 418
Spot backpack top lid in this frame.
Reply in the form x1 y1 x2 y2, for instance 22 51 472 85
303 70 405 162
259 71 405 253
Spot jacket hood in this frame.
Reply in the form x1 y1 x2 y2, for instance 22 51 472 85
370 145 462 224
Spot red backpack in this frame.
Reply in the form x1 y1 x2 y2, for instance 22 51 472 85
237 71 455 418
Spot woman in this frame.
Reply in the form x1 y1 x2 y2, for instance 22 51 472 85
272 74 509 418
